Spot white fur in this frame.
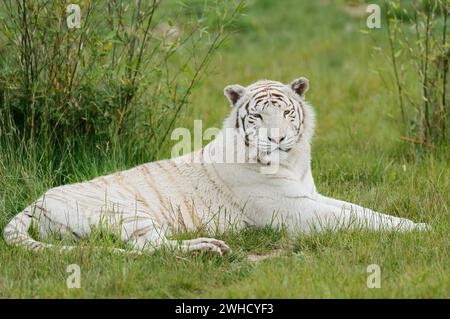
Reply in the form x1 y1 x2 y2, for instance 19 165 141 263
3 79 429 255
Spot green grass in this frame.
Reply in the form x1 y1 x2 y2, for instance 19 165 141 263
0 0 449 298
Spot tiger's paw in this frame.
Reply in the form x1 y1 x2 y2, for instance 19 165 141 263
181 237 231 256
414 223 432 231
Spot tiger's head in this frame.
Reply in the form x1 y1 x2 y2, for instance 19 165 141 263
223 77 314 166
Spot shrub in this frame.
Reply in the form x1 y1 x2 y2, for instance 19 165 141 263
384 0 449 147
0 0 244 162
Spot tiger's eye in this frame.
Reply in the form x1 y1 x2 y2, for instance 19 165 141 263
284 110 291 117
253 114 263 120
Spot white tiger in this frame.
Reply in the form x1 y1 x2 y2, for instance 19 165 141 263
3 77 430 255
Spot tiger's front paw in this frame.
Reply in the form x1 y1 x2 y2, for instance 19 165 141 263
398 221 432 231
413 223 432 231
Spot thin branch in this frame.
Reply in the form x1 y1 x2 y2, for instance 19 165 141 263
384 0 406 126
400 136 434 148
422 2 432 140
441 1 448 140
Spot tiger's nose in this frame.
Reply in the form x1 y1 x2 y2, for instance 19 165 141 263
268 135 286 144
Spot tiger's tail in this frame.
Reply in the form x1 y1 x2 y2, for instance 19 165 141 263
3 211 54 251
3 211 143 255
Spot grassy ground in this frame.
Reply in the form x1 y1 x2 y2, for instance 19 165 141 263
0 0 449 298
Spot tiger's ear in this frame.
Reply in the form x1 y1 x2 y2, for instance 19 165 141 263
224 84 247 107
290 77 309 98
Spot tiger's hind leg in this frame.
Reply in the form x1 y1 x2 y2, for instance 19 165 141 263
130 235 231 256
117 210 231 255
123 220 231 255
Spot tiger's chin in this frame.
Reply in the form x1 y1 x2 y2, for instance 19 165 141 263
256 149 288 166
